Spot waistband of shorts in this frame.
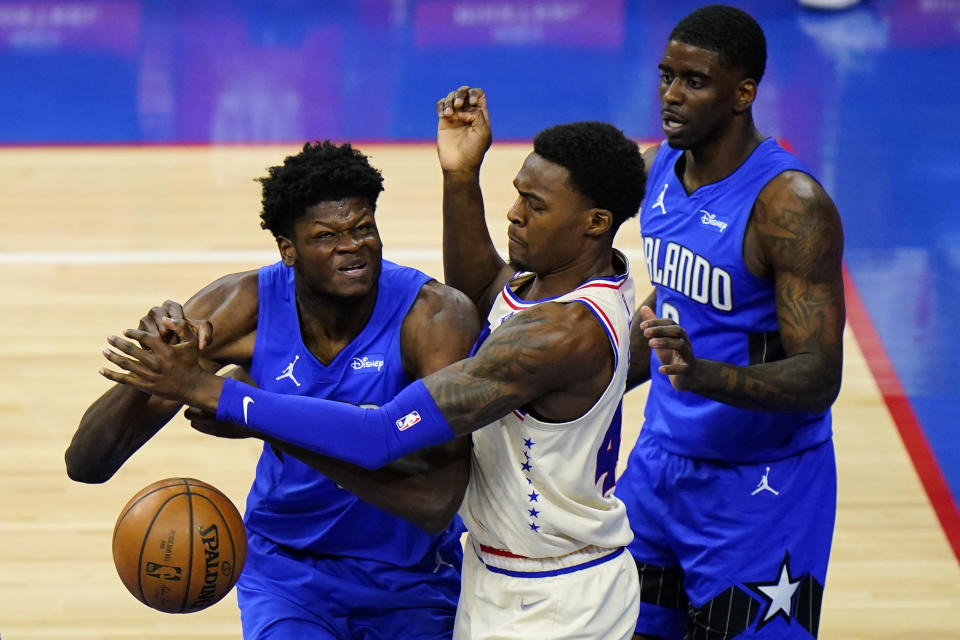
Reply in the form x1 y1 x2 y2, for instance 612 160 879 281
471 539 625 578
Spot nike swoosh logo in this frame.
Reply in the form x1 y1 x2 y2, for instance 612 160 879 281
519 597 547 610
242 396 254 424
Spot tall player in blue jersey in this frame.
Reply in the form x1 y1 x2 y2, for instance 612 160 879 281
65 141 479 639
618 5 845 640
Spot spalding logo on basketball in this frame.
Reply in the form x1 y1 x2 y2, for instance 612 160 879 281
112 477 247 613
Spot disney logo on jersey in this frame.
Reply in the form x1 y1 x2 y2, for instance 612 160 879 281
350 354 385 373
699 209 729 233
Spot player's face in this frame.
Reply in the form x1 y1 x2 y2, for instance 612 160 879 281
506 153 593 274
657 40 744 149
282 197 383 299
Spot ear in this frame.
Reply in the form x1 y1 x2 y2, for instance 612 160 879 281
277 235 297 266
734 78 757 114
585 208 614 237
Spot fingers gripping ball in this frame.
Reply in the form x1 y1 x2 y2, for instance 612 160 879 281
112 478 247 613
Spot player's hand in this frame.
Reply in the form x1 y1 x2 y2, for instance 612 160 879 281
436 86 491 174
185 407 254 440
138 300 213 350
639 305 697 391
100 316 223 411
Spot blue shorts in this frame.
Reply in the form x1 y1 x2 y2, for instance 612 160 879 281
238 530 462 639
615 429 836 639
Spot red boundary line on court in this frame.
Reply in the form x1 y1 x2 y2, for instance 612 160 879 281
843 263 960 564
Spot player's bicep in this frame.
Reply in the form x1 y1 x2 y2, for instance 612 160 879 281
422 304 599 433
762 175 845 360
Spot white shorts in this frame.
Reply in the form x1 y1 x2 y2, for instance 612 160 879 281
453 538 640 639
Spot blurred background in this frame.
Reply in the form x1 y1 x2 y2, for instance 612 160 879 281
1 0 958 637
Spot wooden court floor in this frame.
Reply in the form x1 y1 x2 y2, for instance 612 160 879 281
1 145 958 638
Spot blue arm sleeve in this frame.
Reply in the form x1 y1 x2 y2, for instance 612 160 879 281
216 378 456 469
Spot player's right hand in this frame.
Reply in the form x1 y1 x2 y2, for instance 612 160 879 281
436 85 491 174
138 300 213 350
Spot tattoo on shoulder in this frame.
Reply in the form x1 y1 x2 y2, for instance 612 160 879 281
427 310 558 433
761 183 843 282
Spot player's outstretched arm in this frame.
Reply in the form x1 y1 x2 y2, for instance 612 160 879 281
642 173 845 413
101 301 609 469
65 272 257 483
437 86 514 315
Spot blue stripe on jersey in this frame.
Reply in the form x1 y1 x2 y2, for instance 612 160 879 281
639 139 832 462
244 260 464 564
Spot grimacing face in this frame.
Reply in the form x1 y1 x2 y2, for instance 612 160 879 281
658 39 746 150
506 152 594 275
279 196 383 300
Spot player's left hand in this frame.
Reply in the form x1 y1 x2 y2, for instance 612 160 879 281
100 316 224 411
436 85 491 174
639 306 697 391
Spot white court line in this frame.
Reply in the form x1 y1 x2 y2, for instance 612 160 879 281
0 248 646 266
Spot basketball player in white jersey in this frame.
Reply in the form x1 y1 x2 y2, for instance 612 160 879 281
99 87 647 638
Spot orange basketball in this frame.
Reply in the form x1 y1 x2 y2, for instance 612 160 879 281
112 477 247 613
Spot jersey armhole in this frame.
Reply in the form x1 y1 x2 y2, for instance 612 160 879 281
570 298 620 369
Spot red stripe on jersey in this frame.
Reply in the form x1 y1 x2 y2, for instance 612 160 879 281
479 544 531 559
500 288 527 310
575 279 626 291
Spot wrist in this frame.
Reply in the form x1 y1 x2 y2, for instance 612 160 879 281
185 371 225 413
683 357 709 392
442 167 482 183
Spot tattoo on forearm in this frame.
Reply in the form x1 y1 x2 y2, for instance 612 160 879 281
718 365 799 408
426 311 555 433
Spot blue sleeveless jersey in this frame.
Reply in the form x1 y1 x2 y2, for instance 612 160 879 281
244 260 465 564
639 139 832 462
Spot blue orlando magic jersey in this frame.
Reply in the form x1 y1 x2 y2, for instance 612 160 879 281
244 260 464 564
639 139 832 462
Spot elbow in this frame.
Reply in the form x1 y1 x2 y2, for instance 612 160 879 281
808 369 842 414
64 447 113 484
408 478 467 534
819 381 842 414
417 502 461 534
420 482 468 534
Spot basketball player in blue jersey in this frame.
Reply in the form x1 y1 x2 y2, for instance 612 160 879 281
98 102 648 638
65 141 480 639
616 6 846 639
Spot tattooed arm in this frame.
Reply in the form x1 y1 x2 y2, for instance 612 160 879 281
641 171 845 413
101 301 612 464
423 300 612 432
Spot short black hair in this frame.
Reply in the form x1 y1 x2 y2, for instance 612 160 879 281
670 4 766 83
532 121 645 232
257 141 385 239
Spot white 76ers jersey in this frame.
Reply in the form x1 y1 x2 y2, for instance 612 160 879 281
459 250 636 558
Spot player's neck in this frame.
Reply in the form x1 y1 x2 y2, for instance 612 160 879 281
681 120 764 193
523 248 615 301
295 288 378 364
